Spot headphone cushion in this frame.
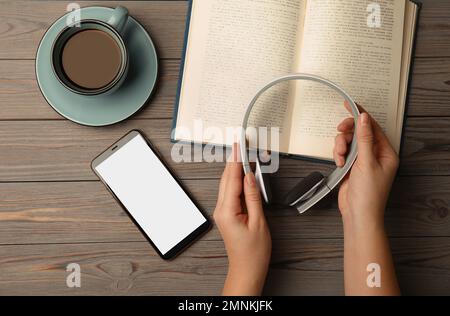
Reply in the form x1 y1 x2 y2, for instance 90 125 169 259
283 172 325 206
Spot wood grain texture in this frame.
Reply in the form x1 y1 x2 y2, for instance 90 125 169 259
0 0 449 59
1 237 450 295
0 57 449 120
407 57 450 117
0 117 449 182
0 59 179 120
0 0 449 295
0 177 450 245
0 239 342 295
0 1 188 59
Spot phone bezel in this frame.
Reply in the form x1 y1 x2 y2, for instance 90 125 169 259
91 130 211 260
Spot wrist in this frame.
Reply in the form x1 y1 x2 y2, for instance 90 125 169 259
342 208 386 235
228 260 269 282
224 263 269 296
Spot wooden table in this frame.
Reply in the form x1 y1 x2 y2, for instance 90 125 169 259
0 0 449 295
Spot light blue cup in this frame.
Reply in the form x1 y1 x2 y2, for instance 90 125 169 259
36 6 159 126
51 6 130 96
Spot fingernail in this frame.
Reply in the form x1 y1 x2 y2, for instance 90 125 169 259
246 172 256 186
361 113 369 126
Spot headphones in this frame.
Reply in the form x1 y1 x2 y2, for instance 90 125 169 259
240 73 359 214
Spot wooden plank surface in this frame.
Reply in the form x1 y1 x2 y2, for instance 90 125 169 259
0 177 450 245
1 57 450 120
0 0 450 59
1 237 450 295
0 118 449 183
0 0 449 295
0 59 180 120
0 1 188 60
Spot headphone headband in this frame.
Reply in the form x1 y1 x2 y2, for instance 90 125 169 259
240 73 359 214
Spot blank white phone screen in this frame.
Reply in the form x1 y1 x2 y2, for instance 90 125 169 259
95 134 207 255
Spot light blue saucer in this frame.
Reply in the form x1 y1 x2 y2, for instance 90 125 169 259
36 7 158 126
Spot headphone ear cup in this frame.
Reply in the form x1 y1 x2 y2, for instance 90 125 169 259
283 172 325 206
254 158 272 204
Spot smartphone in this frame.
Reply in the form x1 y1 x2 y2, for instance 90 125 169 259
91 130 211 260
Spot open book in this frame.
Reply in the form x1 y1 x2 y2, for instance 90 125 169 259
173 0 420 160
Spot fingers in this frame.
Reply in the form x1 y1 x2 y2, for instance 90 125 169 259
221 143 244 214
337 117 355 133
216 143 237 208
216 168 227 208
335 111 355 167
334 133 353 167
243 172 265 227
343 101 397 158
344 101 391 144
344 100 367 115
333 150 345 168
356 113 376 165
369 119 397 157
216 143 267 228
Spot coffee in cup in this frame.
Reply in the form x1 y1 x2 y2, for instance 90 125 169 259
61 29 122 90
51 6 129 96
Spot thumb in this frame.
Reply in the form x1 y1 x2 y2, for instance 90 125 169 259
356 113 376 164
243 172 265 226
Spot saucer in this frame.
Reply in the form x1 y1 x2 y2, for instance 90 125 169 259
36 7 158 126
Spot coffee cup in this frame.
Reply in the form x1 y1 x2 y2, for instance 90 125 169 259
51 6 129 96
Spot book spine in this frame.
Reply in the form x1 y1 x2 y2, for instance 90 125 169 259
171 0 194 143
398 0 422 156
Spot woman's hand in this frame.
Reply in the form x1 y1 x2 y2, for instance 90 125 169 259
334 103 400 295
213 144 272 296
334 103 400 231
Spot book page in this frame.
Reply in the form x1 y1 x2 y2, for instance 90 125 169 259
396 1 417 151
175 0 305 151
289 0 406 159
